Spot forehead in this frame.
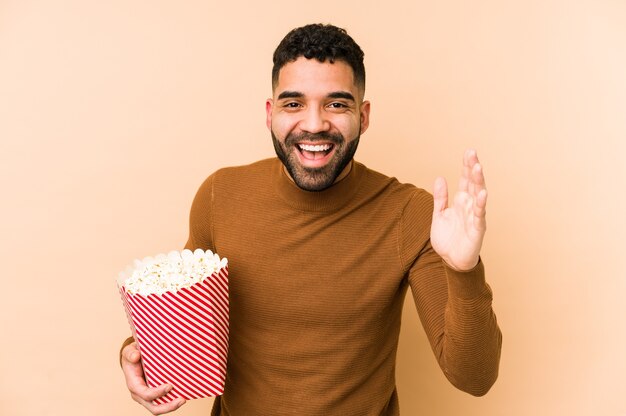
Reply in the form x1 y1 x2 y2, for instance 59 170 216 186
275 57 358 97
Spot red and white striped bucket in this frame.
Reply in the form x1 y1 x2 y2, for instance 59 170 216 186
120 266 229 404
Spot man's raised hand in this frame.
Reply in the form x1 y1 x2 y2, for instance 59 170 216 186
430 149 487 271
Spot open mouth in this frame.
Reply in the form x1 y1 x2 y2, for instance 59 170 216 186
296 143 335 161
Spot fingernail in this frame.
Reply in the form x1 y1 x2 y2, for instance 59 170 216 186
177 399 185 408
165 385 172 393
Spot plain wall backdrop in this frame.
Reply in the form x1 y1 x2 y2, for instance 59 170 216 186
1 1 625 415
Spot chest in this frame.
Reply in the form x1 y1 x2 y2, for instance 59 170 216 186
212 201 407 328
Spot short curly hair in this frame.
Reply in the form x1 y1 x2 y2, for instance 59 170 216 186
272 24 365 93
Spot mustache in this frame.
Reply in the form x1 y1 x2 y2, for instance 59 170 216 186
284 131 344 147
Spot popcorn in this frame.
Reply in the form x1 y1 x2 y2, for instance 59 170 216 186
118 248 230 402
118 249 228 295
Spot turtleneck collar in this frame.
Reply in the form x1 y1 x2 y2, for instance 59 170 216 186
271 158 364 212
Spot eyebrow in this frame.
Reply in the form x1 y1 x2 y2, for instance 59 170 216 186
276 90 356 102
277 91 304 100
327 91 355 101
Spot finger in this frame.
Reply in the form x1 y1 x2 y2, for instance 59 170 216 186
459 149 479 193
471 162 486 192
470 162 487 231
153 398 186 414
467 152 487 230
121 347 170 401
473 189 488 231
133 383 175 402
122 350 147 391
465 148 479 166
465 149 480 195
122 342 141 364
121 344 186 414
122 345 148 393
433 177 448 214
134 396 186 415
458 151 472 193
130 382 183 414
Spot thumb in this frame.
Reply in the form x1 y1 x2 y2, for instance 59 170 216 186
433 177 448 214
123 342 141 364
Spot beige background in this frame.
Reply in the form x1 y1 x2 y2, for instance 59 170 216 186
1 0 625 415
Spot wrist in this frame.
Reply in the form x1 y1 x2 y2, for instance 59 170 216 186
441 256 479 273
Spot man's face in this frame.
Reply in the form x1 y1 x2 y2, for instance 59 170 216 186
266 57 370 191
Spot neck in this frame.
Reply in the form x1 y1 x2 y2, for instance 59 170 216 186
282 160 354 188
273 159 363 212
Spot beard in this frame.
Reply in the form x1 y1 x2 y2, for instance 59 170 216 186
272 129 360 192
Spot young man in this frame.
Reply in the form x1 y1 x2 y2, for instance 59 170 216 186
121 24 502 415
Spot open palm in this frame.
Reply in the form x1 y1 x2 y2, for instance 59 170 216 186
430 149 487 272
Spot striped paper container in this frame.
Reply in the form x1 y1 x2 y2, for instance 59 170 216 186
119 266 229 404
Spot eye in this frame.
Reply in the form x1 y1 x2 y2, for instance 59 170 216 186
283 102 302 109
328 102 347 109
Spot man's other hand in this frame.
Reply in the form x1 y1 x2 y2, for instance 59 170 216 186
121 342 186 415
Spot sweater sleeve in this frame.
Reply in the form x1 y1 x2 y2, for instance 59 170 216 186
400 190 502 396
184 173 216 251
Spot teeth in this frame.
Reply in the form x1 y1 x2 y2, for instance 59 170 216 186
298 143 332 152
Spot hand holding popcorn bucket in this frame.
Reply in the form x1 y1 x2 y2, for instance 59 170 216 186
118 249 229 404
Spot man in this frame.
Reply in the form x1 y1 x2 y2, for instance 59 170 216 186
121 23 502 415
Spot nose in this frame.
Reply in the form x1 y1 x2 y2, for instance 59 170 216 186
299 106 330 133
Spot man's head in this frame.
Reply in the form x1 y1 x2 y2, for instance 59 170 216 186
267 24 370 192
271 24 366 97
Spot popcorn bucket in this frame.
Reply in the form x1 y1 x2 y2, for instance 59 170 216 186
118 250 229 404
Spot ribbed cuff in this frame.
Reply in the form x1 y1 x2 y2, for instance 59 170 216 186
444 258 488 299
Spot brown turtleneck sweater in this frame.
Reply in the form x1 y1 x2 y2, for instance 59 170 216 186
122 158 501 415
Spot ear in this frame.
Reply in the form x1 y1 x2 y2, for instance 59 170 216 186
265 99 273 130
359 100 371 134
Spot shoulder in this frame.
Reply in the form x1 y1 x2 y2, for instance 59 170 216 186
194 158 277 194
190 158 280 213
356 162 434 265
356 161 433 211
214 158 277 179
